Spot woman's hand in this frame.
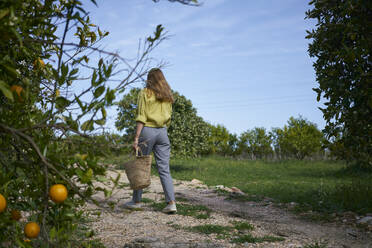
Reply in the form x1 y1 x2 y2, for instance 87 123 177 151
132 137 139 151
133 122 144 152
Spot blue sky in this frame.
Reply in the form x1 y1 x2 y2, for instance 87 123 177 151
85 0 324 135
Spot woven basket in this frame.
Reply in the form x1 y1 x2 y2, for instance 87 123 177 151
124 148 152 190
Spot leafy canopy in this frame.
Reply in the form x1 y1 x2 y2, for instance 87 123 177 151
306 0 372 168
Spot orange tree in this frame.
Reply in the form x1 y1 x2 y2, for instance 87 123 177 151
0 0 198 246
306 0 372 169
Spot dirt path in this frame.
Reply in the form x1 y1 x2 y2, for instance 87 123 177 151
87 169 372 248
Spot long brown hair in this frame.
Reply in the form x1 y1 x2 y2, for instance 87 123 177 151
146 68 174 103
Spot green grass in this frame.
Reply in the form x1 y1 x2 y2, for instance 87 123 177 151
150 202 212 219
231 234 285 243
231 221 254 231
188 224 232 235
168 156 372 215
140 197 154 204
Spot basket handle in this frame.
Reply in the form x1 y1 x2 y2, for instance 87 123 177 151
135 146 143 157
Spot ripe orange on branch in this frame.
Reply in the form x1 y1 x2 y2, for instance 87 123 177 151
33 58 45 69
0 194 6 213
49 184 68 203
24 222 40 239
10 85 23 96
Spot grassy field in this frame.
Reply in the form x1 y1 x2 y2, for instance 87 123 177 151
166 156 372 215
110 155 372 215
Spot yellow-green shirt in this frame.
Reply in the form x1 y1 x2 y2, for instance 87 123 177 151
135 89 172 127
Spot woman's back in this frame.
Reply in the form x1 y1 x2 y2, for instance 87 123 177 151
136 88 172 128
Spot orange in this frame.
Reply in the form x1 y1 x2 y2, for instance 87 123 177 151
24 222 40 239
10 85 23 97
33 58 45 69
0 194 6 213
49 184 68 203
11 210 22 221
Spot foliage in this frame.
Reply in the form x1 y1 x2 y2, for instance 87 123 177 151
271 116 324 160
115 88 210 157
206 124 238 156
0 0 190 246
231 221 254 231
238 127 273 159
306 0 372 168
188 224 232 235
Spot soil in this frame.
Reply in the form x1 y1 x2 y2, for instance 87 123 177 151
87 168 372 248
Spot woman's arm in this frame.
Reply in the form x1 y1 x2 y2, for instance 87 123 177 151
133 121 144 150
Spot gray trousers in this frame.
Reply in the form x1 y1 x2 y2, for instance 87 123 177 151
133 126 175 203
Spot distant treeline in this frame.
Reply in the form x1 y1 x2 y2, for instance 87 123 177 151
114 88 333 160
203 116 326 160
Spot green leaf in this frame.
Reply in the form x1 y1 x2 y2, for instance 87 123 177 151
70 68 78 76
65 212 75 218
75 95 85 111
49 227 57 239
2 64 20 78
81 168 93 183
0 8 9 20
0 80 14 101
56 96 70 110
83 56 89 63
61 63 68 78
96 175 108 182
64 114 79 130
103 189 112 197
90 31 97 43
105 88 116 104
81 120 94 131
93 86 105 98
104 64 113 78
91 70 97 86
101 107 107 119
94 119 106 125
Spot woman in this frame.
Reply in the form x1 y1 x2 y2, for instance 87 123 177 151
124 68 177 213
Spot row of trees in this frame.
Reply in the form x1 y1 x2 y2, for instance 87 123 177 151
116 88 325 159
206 117 324 159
